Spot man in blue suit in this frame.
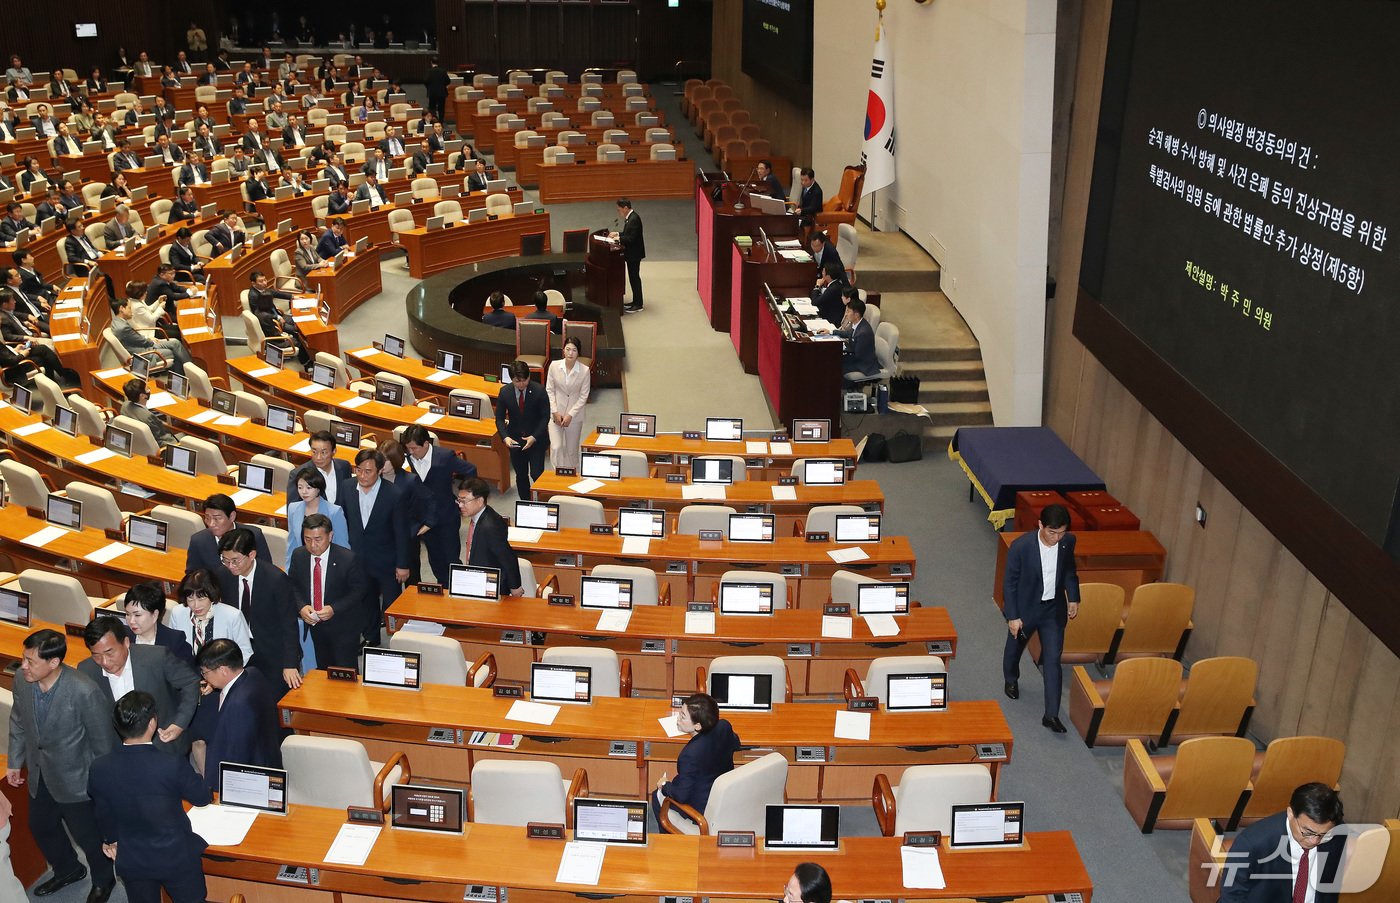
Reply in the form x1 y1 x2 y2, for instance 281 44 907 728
1002 503 1080 732
88 691 210 903
495 360 551 497
837 298 880 387
185 493 273 605
1217 782 1347 902
340 448 411 644
195 639 283 791
400 423 477 585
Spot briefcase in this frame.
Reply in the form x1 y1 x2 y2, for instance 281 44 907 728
889 373 921 404
885 430 923 463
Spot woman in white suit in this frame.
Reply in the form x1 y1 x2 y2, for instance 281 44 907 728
546 335 590 470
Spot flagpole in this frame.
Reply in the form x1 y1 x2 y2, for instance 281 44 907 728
869 0 886 233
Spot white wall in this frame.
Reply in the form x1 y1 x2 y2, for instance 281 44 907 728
813 0 1056 425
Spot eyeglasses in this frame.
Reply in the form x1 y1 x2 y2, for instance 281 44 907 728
218 556 244 567
1298 825 1330 841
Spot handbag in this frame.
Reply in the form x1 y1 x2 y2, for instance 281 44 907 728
861 433 888 462
886 430 924 463
890 373 921 404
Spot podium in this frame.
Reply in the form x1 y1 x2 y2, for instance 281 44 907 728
695 173 799 332
730 239 811 374
586 229 626 309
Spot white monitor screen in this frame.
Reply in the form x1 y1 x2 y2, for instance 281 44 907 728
802 459 846 485
834 514 881 544
435 350 463 374
383 334 406 357
53 406 78 436
167 371 189 398
718 582 775 615
362 647 421 689
266 405 296 433
705 417 743 441
711 672 773 710
219 763 288 815
126 515 169 552
856 582 909 615
618 508 666 537
950 803 1025 849
310 362 337 388
572 798 649 846
10 384 31 414
580 576 632 610
237 462 274 494
886 672 947 712
448 565 500 600
530 662 591 704
164 445 196 475
46 495 82 529
690 458 733 484
728 514 774 542
763 805 840 850
514 501 559 531
580 453 621 480
0 588 31 626
104 425 134 457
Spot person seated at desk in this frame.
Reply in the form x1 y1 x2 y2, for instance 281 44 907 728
355 172 388 209
64 220 104 272
159 65 181 89
133 51 154 79
252 144 285 174
652 693 740 822
0 107 17 143
282 114 308 149
0 294 66 385
294 230 322 278
90 112 119 151
68 101 98 136
321 152 351 188
206 211 246 256
191 104 217 135
102 203 137 245
755 159 785 199
245 166 274 203
46 70 75 100
59 180 85 212
327 182 353 215
168 185 200 223
178 152 211 189
197 62 217 86
465 158 490 193
813 260 848 325
353 95 379 123
302 83 324 111
317 218 348 260
34 188 65 226
482 290 516 329
102 174 135 205
122 582 195 667
18 157 47 194
522 290 562 335
784 863 832 903
427 121 449 153
51 123 83 157
153 132 185 166
362 147 391 181
122 98 147 130
0 282 53 350
190 125 220 160
86 66 108 94
121 376 181 449
145 264 190 338
247 269 312 366
214 50 233 72
810 229 843 274
0 203 34 245
451 143 481 172
4 259 51 326
409 140 434 176
110 295 193 374
112 139 144 172
242 118 268 155
836 298 878 387
283 170 310 197
227 145 253 177
30 105 60 138
266 101 289 134
416 111 440 136
169 227 205 281
380 125 408 159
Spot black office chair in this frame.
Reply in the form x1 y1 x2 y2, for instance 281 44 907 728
519 232 546 256
562 228 590 253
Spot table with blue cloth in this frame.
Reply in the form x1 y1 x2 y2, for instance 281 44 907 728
948 426 1105 529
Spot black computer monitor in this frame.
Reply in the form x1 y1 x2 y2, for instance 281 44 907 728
265 404 296 433
530 662 592 705
579 575 632 610
449 394 482 419
705 417 743 441
579 452 622 480
618 412 656 437
0 587 31 626
834 514 882 544
885 672 947 712
711 672 773 711
801 459 846 485
310 361 337 388
237 461 275 494
448 564 500 600
727 514 774 542
950 802 1025 849
763 804 840 851
435 349 463 374
617 507 666 538
571 798 649 846
390 784 464 833
218 762 289 816
331 421 361 447
361 647 422 689
792 419 830 442
690 458 734 484
104 424 134 457
211 388 237 415
856 581 909 615
125 514 169 552
374 377 405 406
383 334 406 357
514 501 559 531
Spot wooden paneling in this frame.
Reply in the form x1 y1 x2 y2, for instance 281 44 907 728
2 0 221 73
1046 0 1400 822
709 0 812 168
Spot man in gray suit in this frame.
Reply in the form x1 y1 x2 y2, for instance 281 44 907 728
120 376 180 447
77 613 200 756
101 205 138 250
110 296 193 374
6 628 117 900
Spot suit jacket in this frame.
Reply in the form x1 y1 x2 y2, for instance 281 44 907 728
322 164 350 187
463 505 522 593
113 151 143 171
156 143 185 164
0 310 34 344
361 158 391 180
1218 810 1345 903
0 216 34 243
339 476 411 575
168 198 200 222
522 308 562 335
466 171 490 192
147 276 190 309
814 281 845 324
1002 529 1081 623
838 318 878 377
177 162 208 187
169 241 202 272
378 137 406 157
354 182 387 206
89 744 210 881
316 229 347 260
495 380 551 446
121 399 179 447
241 130 265 152
400 445 476 536
65 233 103 267
192 136 220 158
285 459 353 505
34 201 63 225
203 667 283 790
52 133 82 155
7 665 115 802
185 524 273 602
282 126 306 147
77 644 200 755
812 244 844 275
246 178 274 202
760 172 784 199
409 150 432 174
112 315 159 355
288 544 374 658
328 192 353 215
482 309 516 330
103 218 137 248
154 623 196 666
239 559 301 679
618 209 645 261
661 720 740 812
206 222 244 255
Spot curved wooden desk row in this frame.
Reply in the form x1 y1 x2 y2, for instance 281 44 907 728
203 225 344 341
345 345 505 411
0 504 186 592
281 672 1013 802
200 811 1091 903
0 614 98 664
384 587 952 698
398 209 552 280
256 182 525 236
580 430 860 481
226 355 513 493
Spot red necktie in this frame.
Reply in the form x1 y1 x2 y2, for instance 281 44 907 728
462 516 475 564
313 557 324 612
517 389 525 410
1293 848 1309 903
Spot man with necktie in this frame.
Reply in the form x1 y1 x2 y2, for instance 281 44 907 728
1217 783 1347 902
495 360 551 497
362 147 391 181
454 477 523 595
216 528 301 693
380 125 405 158
288 514 374 668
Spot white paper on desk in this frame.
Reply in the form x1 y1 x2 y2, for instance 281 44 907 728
775 239 803 249
827 546 870 563
506 700 561 725
745 440 768 454
658 714 685 738
146 391 176 409
593 433 620 447
75 448 118 464
508 526 543 545
48 333 80 343
680 484 725 500
289 438 312 453
771 485 797 501
95 367 129 380
230 488 267 506
569 478 606 494
21 526 69 548
10 422 50 437
821 615 853 639
595 609 631 632
834 709 871 741
778 249 813 262
809 334 845 342
324 823 381 866
341 395 370 409
292 297 317 310
275 504 288 516
399 620 448 636
187 409 220 424
684 610 716 635
295 382 327 396
187 804 258 847
85 541 133 565
182 325 211 336
900 844 947 889
415 411 444 426
353 347 380 358
291 315 318 323
556 841 605 886
213 415 248 427
863 614 900 637
426 369 453 383
247 366 278 378
619 536 651 555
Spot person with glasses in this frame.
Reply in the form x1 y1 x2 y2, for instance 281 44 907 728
453 477 522 596
185 494 274 603
782 863 831 903
1217 782 1346 902
340 449 413 645
193 639 282 791
216 528 301 693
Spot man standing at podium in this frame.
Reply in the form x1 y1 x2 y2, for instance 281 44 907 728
611 197 646 312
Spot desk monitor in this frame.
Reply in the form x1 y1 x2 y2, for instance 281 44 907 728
354 237 369 254
718 581 775 615
10 383 31 414
128 351 162 379
390 784 463 833
498 363 512 383
265 404 296 433
262 342 285 369
351 199 369 215
652 147 677 162
856 581 909 615
104 423 134 457
46 494 82 530
512 202 534 216
753 194 787 216
449 394 482 420
211 388 237 415
834 514 882 544
310 361 337 388
801 459 846 486
125 513 169 553
618 507 666 538
580 575 632 610
276 218 293 235
53 405 78 437
237 461 275 495
467 207 488 223
572 798 648 846
435 349 463 374
711 672 773 711
331 421 361 448
763 804 840 851
579 452 621 481
886 672 947 712
0 587 30 627
425 215 444 231
218 762 288 816
362 647 422 690
514 501 559 531
374 377 405 406
618 412 656 437
274 185 292 200
393 191 414 206
553 151 576 165
690 457 733 485
530 662 592 705
166 371 189 399
383 334 406 357
163 444 196 476
728 514 775 543
448 564 500 601
705 417 743 441
485 178 507 193
950 802 1025 849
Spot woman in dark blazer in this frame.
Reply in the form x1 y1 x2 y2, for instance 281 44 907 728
652 693 740 820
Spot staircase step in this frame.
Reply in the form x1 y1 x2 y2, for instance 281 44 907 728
920 402 994 428
898 345 983 364
902 359 986 380
919 380 989 404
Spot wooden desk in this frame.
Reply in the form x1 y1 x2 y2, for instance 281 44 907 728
0 504 186 593
399 210 552 280
189 180 245 214
92 213 223 297
386 586 951 697
227 355 513 492
731 243 814 375
992 531 1168 608
505 126 676 185
345 345 501 410
305 246 383 322
538 159 692 204
757 290 844 437
254 192 317 230
280 672 1012 800
204 227 299 317
580 432 859 482
696 174 799 332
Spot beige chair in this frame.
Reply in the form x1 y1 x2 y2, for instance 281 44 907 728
375 372 415 405
111 414 162 457
715 571 790 610
556 129 584 146
540 646 631 697
552 496 606 530
1123 736 1255 832
1240 736 1345 825
485 194 512 216
260 523 290 567
389 631 495 687
341 141 365 164
595 142 621 162
676 505 737 537
700 655 791 702
0 686 11 750
312 352 354 389
802 504 864 536
469 760 588 828
649 142 676 160
446 388 491 417
1069 657 1182 747
541 112 569 130
179 435 231 477
17 569 108 622
63 481 123 533
281 736 407 811
872 764 993 836
829 569 885 606
411 177 438 199
844 655 948 704
387 208 416 239
514 130 539 149
433 200 463 225
0 459 53 510
1111 582 1195 662
240 311 270 356
68 394 112 441
614 449 650 478
232 390 267 421
589 564 666 606
658 752 787 835
150 504 206 549
150 198 173 222
182 362 219 403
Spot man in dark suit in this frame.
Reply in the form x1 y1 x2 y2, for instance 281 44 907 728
289 513 375 666
321 152 351 188
495 360 551 499
34 188 65 226
810 230 843 275
425 57 450 121
341 449 411 643
218 527 302 693
77 617 199 756
111 139 143 172
153 133 184 165
379 125 407 159
355 172 388 208
206 212 246 256
194 639 283 791
836 298 879 387
612 197 646 311
482 291 516 329
328 183 353 215
521 290 562 334
191 126 220 160
400 424 477 585
177 153 210 187
755 159 785 199
245 167 274 203
64 220 104 273
454 477 523 594
813 261 848 325
241 118 266 153
6 629 117 900
317 218 348 260
796 167 823 227
1001 503 1080 732
1218 783 1347 902
465 158 490 193
409 139 434 176
185 493 274 603
285 429 353 506
88 690 211 903
168 186 201 223
362 147 391 182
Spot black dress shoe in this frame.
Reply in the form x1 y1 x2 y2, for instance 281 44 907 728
623 302 643 312
1042 716 1068 733
87 884 115 903
1003 681 1018 700
34 865 86 897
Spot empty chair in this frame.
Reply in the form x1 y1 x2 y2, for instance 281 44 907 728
513 129 539 148
111 414 162 457
0 459 54 509
845 655 948 704
657 752 786 835
385 209 416 240
239 311 271 356
715 571 789 610
1123 735 1255 832
411 177 439 199
519 232 545 256
249 453 296 491
829 569 884 606
1056 582 1126 664
281 736 407 810
552 496 605 530
470 760 588 828
837 222 860 280
645 127 670 144
374 372 415 405
650 142 677 161
17 569 108 622
802 504 866 536
433 200 464 225
67 394 112 441
63 482 123 533
0 686 10 749
589 564 665 606
562 229 590 253
676 505 737 537
1240 736 1345 824
872 764 993 836
700 655 791 703
602 128 628 145
692 455 746 481
1068 657 1183 747
595 142 621 162
615 449 650 478
389 631 495 687
260 523 289 569
150 505 206 548
540 646 631 697
232 390 267 421
485 194 513 216
516 318 551 374
182 363 218 403
1111 582 1195 661
1163 656 1258 746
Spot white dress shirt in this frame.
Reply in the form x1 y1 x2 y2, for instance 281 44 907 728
103 661 136 699
357 477 382 526
1037 536 1058 601
409 451 432 480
